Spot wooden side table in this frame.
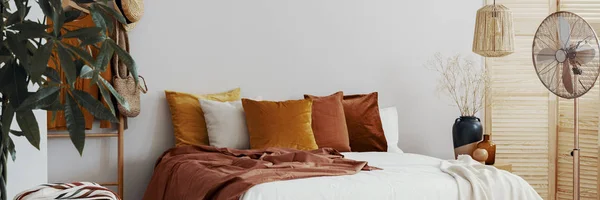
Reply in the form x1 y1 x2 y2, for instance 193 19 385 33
493 163 512 172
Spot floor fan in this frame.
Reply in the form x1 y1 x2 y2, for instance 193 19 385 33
532 11 600 199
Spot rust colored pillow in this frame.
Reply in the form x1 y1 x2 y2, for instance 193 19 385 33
304 92 351 152
242 98 318 151
343 92 387 152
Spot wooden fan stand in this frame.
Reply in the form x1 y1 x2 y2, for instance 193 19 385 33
573 75 581 200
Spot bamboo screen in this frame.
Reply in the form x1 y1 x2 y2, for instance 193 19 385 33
486 0 600 199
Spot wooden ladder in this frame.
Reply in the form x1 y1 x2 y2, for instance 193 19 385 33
48 115 125 198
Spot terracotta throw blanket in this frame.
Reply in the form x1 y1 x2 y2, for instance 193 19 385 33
143 145 378 200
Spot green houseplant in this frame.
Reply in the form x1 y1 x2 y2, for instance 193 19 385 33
0 0 137 199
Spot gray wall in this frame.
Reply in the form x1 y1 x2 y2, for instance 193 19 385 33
48 1 482 199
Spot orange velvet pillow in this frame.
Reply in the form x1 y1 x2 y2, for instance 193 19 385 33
343 92 387 152
242 98 318 150
165 88 241 147
304 92 351 152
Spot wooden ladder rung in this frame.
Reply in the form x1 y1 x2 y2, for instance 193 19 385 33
98 182 119 186
48 133 119 138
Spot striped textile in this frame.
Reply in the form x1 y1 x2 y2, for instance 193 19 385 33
14 182 120 200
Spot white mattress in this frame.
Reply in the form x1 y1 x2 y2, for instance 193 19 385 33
240 152 459 200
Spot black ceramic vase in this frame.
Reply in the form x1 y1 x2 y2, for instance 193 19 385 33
452 116 483 159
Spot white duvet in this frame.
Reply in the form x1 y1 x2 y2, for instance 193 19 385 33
241 152 459 200
240 152 540 200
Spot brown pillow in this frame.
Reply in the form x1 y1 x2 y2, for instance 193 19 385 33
304 92 351 152
343 92 387 152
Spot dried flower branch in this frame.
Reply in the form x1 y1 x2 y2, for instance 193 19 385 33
426 53 490 116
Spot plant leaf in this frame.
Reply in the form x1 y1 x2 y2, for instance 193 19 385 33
10 130 24 137
89 69 100 86
56 44 77 86
97 3 127 24
96 81 115 116
0 46 11 56
0 60 14 93
62 43 95 67
1 103 14 144
1 0 11 10
7 62 29 108
79 65 94 79
41 99 64 111
38 0 53 17
6 11 23 26
108 39 138 85
16 110 40 150
8 137 16 162
9 20 50 39
17 86 60 110
43 67 61 82
30 39 54 80
50 0 64 37
10 20 46 31
0 63 5 85
62 27 102 39
89 5 106 33
64 10 81 23
78 34 106 47
72 89 118 123
94 43 113 71
95 4 114 33
6 32 29 67
0 55 9 66
64 93 85 155
14 0 26 16
98 7 114 34
74 59 85 76
73 0 95 3
99 76 130 111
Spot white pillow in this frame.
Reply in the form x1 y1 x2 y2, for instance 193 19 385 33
200 99 250 149
380 107 404 153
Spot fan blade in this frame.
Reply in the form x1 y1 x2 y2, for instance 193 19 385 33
537 48 556 62
575 43 596 64
562 62 574 94
558 16 571 49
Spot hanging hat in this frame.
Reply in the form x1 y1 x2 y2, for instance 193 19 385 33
114 0 143 31
115 0 144 23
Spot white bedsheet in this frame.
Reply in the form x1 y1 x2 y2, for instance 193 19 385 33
240 152 460 200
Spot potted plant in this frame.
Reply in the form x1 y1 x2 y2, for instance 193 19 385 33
0 0 136 199
427 53 489 159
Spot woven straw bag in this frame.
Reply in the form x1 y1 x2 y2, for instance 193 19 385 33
113 23 147 117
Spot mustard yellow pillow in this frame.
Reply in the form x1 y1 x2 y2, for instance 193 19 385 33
242 98 318 150
165 88 241 147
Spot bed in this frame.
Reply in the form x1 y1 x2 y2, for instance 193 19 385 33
150 102 540 200
143 145 540 200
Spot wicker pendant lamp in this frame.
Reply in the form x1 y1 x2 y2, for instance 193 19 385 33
472 0 515 57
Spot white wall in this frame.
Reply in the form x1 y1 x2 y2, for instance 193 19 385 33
48 1 482 199
7 113 48 198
